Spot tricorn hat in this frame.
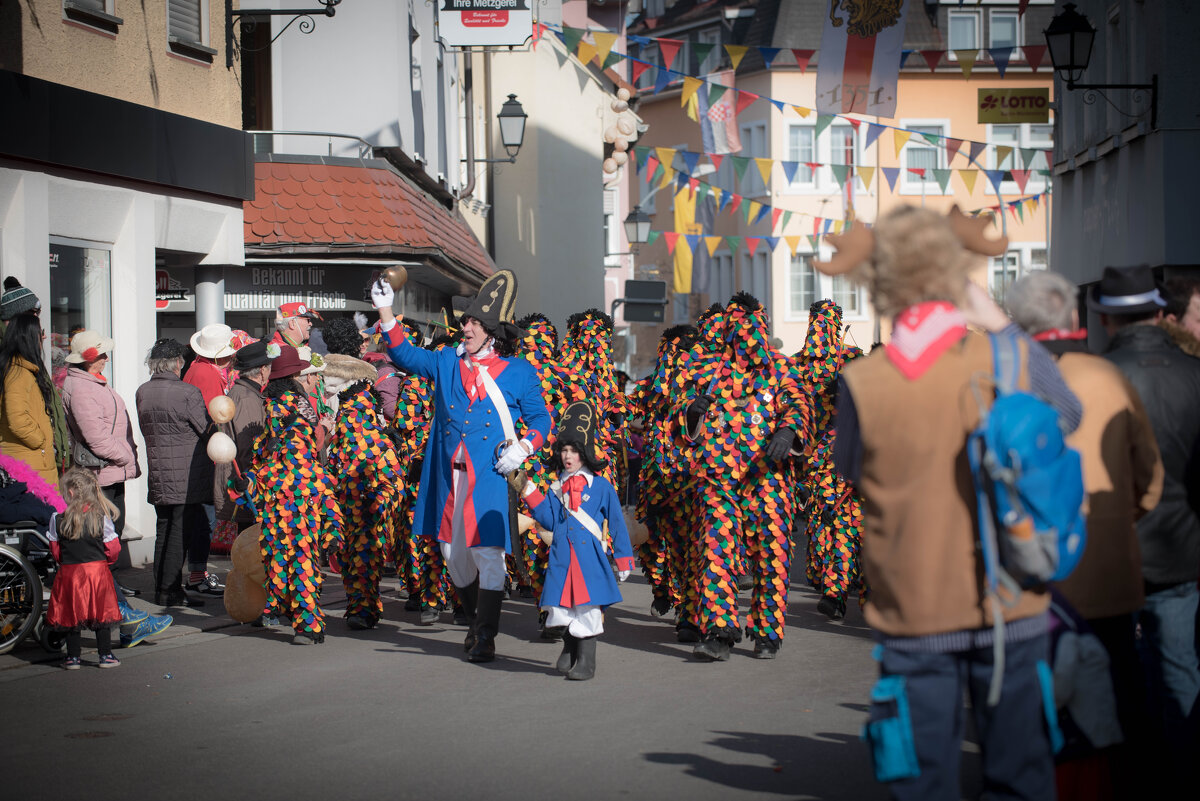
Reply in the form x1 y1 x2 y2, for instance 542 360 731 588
1086 265 1167 316
461 270 523 339
555 400 608 469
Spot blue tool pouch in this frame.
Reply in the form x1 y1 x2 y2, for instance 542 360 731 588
861 674 921 783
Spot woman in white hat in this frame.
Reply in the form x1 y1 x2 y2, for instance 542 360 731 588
184 324 236 409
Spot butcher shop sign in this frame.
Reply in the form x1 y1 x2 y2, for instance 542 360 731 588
439 0 532 48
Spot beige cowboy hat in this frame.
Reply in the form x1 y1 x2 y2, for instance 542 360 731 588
189 324 236 360
297 346 326 376
65 330 115 364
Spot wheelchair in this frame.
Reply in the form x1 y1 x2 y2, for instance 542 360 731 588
0 521 66 655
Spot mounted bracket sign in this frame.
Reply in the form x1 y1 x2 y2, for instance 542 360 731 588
438 0 533 48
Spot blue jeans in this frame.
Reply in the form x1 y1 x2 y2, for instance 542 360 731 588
1137 582 1199 757
867 634 1055 801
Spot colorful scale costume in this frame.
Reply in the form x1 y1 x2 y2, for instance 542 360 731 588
675 294 814 650
245 390 344 641
327 385 403 627
797 301 866 612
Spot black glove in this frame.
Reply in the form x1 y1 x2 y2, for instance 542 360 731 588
231 474 249 496
686 395 716 429
765 427 797 463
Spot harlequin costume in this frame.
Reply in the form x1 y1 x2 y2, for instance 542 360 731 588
243 382 344 644
520 401 636 680
677 293 814 660
323 355 403 631
797 300 866 621
376 270 552 663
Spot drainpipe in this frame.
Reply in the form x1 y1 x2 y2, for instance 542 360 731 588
460 48 477 200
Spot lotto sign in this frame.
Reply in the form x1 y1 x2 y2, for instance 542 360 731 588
438 0 532 48
978 88 1051 123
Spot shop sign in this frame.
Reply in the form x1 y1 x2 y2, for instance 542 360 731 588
156 269 194 311
153 264 392 315
438 0 532 48
978 88 1050 123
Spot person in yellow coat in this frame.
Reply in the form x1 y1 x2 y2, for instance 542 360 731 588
0 314 59 486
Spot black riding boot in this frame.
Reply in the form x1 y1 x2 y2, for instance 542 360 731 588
457 579 480 652
566 636 597 681
556 632 577 674
467 588 503 663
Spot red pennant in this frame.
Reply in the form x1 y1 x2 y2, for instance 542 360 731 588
770 208 783 229
688 177 700 195
663 231 680 253
920 50 942 72
709 153 724 172
806 162 821 174
907 167 927 178
728 194 743 216
1018 0 1031 16
658 38 683 71
846 118 861 129
746 237 761 255
645 155 659 175
944 138 964 164
792 49 815 73
1023 45 1046 72
1010 169 1031 193
630 60 653 84
734 90 759 116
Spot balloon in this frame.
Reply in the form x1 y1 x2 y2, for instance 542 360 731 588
602 158 619 174
208 395 236 424
613 151 628 166
617 87 631 102
231 526 266 583
383 265 408 291
616 118 635 136
224 570 268 623
207 431 237 464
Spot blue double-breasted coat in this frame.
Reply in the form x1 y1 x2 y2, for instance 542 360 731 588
385 326 551 551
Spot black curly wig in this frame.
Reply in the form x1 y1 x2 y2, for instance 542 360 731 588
661 324 698 346
566 308 614 339
696 303 723 325
323 318 365 356
727 291 763 313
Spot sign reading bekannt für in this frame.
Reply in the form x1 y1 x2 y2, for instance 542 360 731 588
439 0 532 48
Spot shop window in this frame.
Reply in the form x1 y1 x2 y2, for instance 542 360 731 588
49 239 112 376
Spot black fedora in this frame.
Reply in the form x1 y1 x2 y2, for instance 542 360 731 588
1086 266 1166 315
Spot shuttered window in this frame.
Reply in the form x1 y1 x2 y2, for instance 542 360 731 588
168 0 204 45
63 0 123 33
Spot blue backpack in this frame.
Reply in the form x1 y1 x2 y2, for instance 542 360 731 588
968 333 1087 705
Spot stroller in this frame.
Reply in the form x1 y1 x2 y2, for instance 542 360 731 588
0 520 66 655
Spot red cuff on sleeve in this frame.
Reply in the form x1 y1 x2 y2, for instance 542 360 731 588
384 324 407 349
615 556 636 572
104 538 121 565
526 430 544 451
50 541 61 563
525 489 546 508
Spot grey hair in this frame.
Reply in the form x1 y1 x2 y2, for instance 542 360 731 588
1005 270 1079 335
275 316 292 334
147 355 185 376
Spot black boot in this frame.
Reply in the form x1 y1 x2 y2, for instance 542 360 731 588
817 595 846 621
458 579 480 652
693 633 733 662
556 632 577 674
467 588 503 663
566 636 597 681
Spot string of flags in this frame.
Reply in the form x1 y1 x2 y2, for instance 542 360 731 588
541 22 1053 166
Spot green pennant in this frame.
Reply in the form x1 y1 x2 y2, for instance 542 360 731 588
933 168 952 192
921 132 942 147
695 182 710 201
602 51 625 70
651 162 665 185
646 231 660 246
1020 147 1038 169
830 164 850 188
731 156 751 182
561 25 584 54
707 83 728 106
1014 202 1025 222
741 201 754 224
725 235 741 254
807 235 820 252
782 210 793 229
692 42 716 69
815 114 835 138
634 146 650 169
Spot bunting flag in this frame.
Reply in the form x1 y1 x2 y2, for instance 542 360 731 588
577 39 598 66
816 0 910 116
697 70 742 155
792 49 815 72
630 59 653 85
1023 45 1047 72
593 31 618 65
958 169 979 195
865 122 886 150
944 138 965 164
725 44 749 70
754 158 774 186
658 38 683 71
967 141 987 164
882 167 900 191
995 145 1014 167
858 165 875 190
760 47 781 68
1010 170 1031 193
984 170 1006 192
681 76 704 108
989 47 1013 78
954 50 978 80
920 50 942 72
893 129 912 158
785 235 801 256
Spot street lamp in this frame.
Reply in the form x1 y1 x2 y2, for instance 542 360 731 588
497 94 528 160
1044 2 1157 128
623 206 652 246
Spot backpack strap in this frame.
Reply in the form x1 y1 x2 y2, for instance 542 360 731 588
989 332 1021 396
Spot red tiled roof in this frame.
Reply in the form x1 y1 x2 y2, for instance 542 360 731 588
244 161 494 279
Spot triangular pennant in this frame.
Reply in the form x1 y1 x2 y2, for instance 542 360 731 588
807 235 820 252
602 50 625 70
705 236 723 256
744 200 761 225
857 165 875 190
650 161 664 186
707 83 728 106
832 220 844 234
630 59 653 85
734 90 759 116
716 189 732 214
1019 148 1039 169
657 163 673 189
920 50 942 72
680 150 701 175
989 46 1013 78
693 42 716 69
984 169 1006 192
658 38 683 70
958 169 979 195
933 169 952 192
592 31 618 65
646 231 660 246
759 47 781 68
655 148 679 172
1019 0 1031 16
815 114 835 138
907 167 927 179
954 50 977 79
782 211 793 230
791 105 812 118
921 132 941 146
687 177 700 195
763 235 779 251
995 145 1014 167
769 98 788 114
560 25 584 54
822 219 833 234
753 204 771 225
830 164 850 188
695 181 709 201
781 161 800 184
674 172 690 193
731 156 750 182
727 194 743 216
684 234 701 253
770 208 783 230
865 123 886 150
725 44 749 70
754 158 774 185
1010 169 1031 193
784 235 801 256
709 153 725 173
882 166 900 191
899 49 913 69
792 49 815 72
1023 45 1046 73
681 76 703 107
577 39 598 66
944 138 964 164
652 67 672 95
635 147 651 171
967 141 987 164
745 236 761 255
724 236 741 254
893 129 912 158
663 231 680 253
626 34 650 46
1013 200 1025 222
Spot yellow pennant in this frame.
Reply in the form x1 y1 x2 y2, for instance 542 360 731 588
754 158 774 185
791 105 811 118
857 166 875 190
995 145 1014 166
592 31 618 65
655 148 677 170
658 165 675 190
705 236 723 256
577 39 598 65
958 169 979 195
954 49 977 80
893 129 912 158
784 235 801 256
681 77 703 108
725 45 749 70
747 200 762 223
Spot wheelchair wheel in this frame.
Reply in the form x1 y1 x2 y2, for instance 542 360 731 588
0 543 43 655
34 615 66 654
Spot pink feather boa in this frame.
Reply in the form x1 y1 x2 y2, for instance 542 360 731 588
0 453 66 512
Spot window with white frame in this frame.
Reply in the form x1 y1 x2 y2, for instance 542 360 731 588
789 254 817 316
989 252 1020 303
739 122 769 197
168 0 215 60
711 251 735 307
603 188 621 262
786 125 816 187
63 0 123 33
948 10 980 54
1031 248 1048 272
901 123 946 193
989 10 1022 50
832 274 862 316
829 123 859 188
695 27 722 74
988 123 1053 191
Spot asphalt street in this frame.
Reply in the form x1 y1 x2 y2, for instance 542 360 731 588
2 557 982 801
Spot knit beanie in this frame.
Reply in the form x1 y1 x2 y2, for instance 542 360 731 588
1 277 40 321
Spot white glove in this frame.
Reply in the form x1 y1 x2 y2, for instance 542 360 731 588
370 278 394 310
494 440 530 475
617 570 631 582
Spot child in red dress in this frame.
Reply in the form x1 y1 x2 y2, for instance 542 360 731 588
46 468 123 669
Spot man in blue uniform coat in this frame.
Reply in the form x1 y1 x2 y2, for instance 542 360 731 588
370 271 552 662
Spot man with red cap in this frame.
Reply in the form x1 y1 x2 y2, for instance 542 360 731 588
271 302 322 348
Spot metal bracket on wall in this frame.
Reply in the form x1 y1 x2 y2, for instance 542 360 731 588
226 0 342 69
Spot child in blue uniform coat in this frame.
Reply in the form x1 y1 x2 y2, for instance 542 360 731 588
520 400 635 680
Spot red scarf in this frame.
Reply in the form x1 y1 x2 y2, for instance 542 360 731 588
1032 328 1088 342
562 474 586 511
886 302 968 381
462 344 500 403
